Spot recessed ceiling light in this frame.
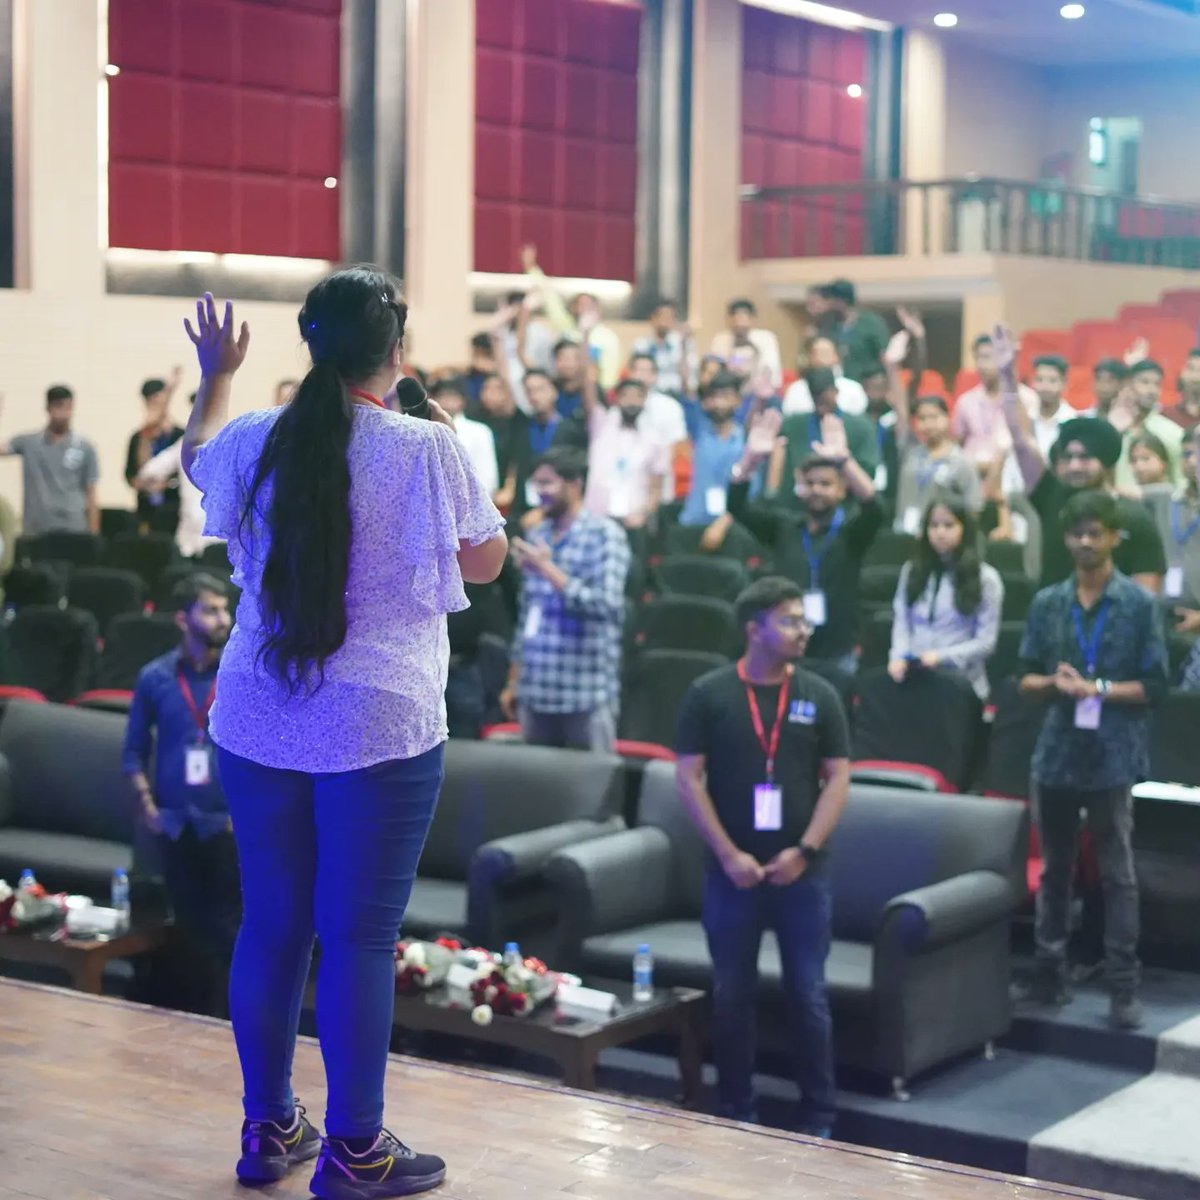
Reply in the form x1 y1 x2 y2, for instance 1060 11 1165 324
104 64 121 77
846 83 863 98
933 12 958 27
323 177 338 190
1060 3 1085 17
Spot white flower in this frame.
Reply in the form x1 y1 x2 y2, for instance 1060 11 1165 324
471 1004 494 1026
403 943 427 968
473 963 495 983
510 965 534 987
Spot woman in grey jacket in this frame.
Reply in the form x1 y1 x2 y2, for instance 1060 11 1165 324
888 495 1004 700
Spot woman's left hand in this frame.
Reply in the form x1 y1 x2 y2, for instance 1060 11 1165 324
427 399 456 431
185 293 250 378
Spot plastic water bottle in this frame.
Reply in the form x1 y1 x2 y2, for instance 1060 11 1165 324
111 868 131 931
503 941 522 969
633 943 654 1003
17 868 37 894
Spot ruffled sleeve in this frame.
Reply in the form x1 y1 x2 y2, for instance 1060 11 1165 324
400 422 505 615
190 410 277 542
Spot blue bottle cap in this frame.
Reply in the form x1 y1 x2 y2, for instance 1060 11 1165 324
504 942 519 953
637 943 651 955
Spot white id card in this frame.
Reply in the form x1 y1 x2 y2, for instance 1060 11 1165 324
609 486 633 520
1074 696 1102 730
874 463 888 492
753 784 783 832
524 606 542 640
705 486 727 517
524 481 541 509
901 507 921 535
803 590 827 627
185 746 211 787
1165 566 1185 598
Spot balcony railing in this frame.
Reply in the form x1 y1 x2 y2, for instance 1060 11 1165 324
740 176 1200 267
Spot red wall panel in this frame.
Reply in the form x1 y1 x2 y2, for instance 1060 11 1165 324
107 0 341 260
740 6 867 259
475 0 640 281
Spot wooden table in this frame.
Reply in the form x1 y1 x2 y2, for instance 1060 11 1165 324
392 978 707 1105
0 923 167 993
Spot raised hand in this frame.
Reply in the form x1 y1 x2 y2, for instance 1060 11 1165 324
184 293 249 378
744 406 786 462
896 306 926 341
167 364 184 389
812 413 849 461
1123 336 1150 367
884 330 911 367
991 324 1018 373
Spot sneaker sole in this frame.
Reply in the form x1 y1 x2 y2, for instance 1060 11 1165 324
309 1166 446 1199
236 1140 322 1186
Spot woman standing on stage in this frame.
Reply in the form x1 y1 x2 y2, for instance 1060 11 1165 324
182 271 507 1198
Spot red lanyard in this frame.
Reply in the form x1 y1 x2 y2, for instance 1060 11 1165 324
176 662 217 742
737 659 792 782
347 386 385 409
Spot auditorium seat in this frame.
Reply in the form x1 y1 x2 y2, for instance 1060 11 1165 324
18 531 104 569
96 613 181 690
654 555 750 604
67 567 147 637
619 649 728 750
635 595 741 658
8 606 99 703
103 533 178 592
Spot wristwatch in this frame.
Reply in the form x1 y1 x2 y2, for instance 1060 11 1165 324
798 841 825 864
1095 678 1111 698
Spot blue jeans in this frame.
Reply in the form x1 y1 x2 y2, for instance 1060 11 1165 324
218 743 444 1139
702 865 836 1129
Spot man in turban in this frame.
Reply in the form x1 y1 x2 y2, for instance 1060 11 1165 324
994 329 1165 591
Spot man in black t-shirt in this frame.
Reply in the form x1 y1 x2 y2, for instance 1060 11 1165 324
728 407 882 670
996 327 1166 591
676 577 851 1137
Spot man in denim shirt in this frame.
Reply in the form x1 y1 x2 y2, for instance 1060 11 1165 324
123 572 237 1013
1018 492 1167 1029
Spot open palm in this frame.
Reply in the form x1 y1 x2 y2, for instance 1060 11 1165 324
185 293 250 378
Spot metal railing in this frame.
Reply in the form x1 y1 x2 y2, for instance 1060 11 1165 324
740 176 1200 267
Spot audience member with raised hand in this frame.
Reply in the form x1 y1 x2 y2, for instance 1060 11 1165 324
125 367 185 534
551 338 589 424
1165 347 1200 432
730 407 881 671
781 334 868 416
1111 358 1185 490
952 333 1038 475
679 370 746 539
998 324 1166 591
710 298 783 391
819 278 890 384
1017 490 1168 1030
1030 355 1076 459
501 446 630 752
180 275 507 1198
627 350 689 496
632 297 698 398
0 385 100 536
886 328 981 534
888 497 1003 700
520 243 620 390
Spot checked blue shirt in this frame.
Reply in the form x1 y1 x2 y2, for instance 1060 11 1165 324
515 511 631 714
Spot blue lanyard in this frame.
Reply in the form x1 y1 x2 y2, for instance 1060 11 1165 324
1070 598 1109 676
529 419 557 455
1171 500 1200 547
800 507 845 587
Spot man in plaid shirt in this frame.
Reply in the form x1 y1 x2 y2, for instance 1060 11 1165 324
500 446 631 751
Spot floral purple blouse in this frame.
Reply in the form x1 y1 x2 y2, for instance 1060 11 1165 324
190 405 504 772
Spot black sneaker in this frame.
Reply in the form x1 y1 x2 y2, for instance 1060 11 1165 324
236 1103 322 1185
1110 991 1144 1030
310 1129 446 1198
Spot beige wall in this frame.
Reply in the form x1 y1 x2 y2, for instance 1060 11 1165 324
1043 63 1200 201
942 42 1051 182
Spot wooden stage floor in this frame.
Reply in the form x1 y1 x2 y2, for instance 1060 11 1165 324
0 979 1129 1200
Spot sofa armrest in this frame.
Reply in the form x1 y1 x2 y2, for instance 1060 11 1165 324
471 817 627 888
545 827 674 960
877 870 1017 955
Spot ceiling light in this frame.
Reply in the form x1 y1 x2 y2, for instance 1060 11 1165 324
104 64 120 77
1060 3 1085 17
933 12 958 27
323 177 338 189
846 83 863 98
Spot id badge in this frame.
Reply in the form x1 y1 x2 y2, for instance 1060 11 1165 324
1165 566 1184 598
705 486 727 517
523 605 542 640
874 463 888 492
185 745 212 786
609 485 633 520
524 480 541 510
1074 696 1102 731
901 507 921 535
753 784 783 832
803 590 827 628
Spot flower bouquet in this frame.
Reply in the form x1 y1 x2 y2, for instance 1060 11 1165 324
394 936 461 994
466 952 559 1025
0 879 66 933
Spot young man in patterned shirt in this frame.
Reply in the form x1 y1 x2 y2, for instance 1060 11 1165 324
500 446 630 752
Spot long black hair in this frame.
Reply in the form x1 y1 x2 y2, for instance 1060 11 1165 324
242 267 406 693
905 494 984 616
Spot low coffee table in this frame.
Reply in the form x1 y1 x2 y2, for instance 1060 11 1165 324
392 979 706 1105
0 923 167 994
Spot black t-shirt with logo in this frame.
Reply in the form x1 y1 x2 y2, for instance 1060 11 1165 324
675 664 851 862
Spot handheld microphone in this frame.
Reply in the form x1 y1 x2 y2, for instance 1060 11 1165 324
394 376 430 420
